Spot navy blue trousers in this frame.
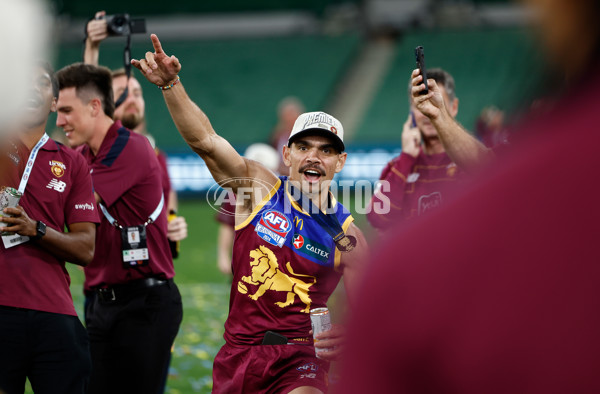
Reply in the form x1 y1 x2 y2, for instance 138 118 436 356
85 280 182 394
0 307 91 394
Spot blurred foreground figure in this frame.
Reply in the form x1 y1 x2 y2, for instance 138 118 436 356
0 0 50 135
340 0 600 393
0 64 98 394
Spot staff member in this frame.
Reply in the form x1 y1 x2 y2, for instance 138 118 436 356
55 62 182 394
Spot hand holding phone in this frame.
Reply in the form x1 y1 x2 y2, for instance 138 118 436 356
415 46 428 95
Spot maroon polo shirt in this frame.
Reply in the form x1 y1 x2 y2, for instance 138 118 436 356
0 136 99 315
367 149 465 230
156 148 172 206
80 121 174 290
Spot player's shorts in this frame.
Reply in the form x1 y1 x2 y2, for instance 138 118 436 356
212 342 330 393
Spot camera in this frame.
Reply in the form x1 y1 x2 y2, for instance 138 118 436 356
101 14 146 36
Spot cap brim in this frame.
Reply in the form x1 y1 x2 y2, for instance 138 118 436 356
288 128 345 152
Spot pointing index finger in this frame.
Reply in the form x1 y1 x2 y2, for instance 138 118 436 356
151 34 164 54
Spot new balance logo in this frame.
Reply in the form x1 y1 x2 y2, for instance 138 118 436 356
46 179 66 192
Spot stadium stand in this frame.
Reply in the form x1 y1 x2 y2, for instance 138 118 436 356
354 27 543 143
55 34 360 149
48 0 359 16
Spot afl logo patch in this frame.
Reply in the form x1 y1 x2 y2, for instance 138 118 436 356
50 160 66 178
262 210 291 233
255 210 291 248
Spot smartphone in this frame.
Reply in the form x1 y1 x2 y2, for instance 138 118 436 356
415 46 428 95
262 331 288 345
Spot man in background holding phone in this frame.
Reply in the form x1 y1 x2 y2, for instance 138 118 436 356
367 66 490 229
341 0 600 391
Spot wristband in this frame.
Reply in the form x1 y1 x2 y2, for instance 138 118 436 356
159 76 180 91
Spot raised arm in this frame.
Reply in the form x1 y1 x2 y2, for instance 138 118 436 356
132 34 277 193
411 69 493 172
83 11 108 66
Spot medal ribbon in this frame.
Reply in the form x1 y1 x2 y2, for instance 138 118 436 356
18 133 49 194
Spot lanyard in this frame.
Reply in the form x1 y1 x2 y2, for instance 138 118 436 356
18 133 49 194
99 193 164 229
287 182 356 252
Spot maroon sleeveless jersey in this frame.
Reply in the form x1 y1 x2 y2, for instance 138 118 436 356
224 176 353 345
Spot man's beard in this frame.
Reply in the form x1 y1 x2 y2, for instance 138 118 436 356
120 112 144 130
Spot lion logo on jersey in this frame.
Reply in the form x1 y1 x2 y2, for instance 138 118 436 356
237 245 316 313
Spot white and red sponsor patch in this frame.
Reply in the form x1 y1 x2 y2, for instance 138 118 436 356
293 234 304 249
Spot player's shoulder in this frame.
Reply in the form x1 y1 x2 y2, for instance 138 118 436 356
104 127 155 166
125 129 156 155
334 199 353 218
44 140 91 179
386 153 400 165
377 153 401 179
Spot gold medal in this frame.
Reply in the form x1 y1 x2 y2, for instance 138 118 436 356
335 234 356 252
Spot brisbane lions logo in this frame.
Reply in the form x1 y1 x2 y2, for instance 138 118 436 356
237 245 316 313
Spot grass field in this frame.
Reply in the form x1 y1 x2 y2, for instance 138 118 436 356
24 198 368 393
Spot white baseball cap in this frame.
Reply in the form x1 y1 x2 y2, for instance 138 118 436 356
287 111 345 152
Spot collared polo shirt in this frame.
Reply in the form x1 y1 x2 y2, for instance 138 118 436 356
0 136 100 315
79 121 174 289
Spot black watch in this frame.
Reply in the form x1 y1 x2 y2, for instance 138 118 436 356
33 220 46 241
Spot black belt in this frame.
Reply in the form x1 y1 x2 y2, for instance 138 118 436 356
0 305 29 312
95 277 171 303
261 331 313 346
